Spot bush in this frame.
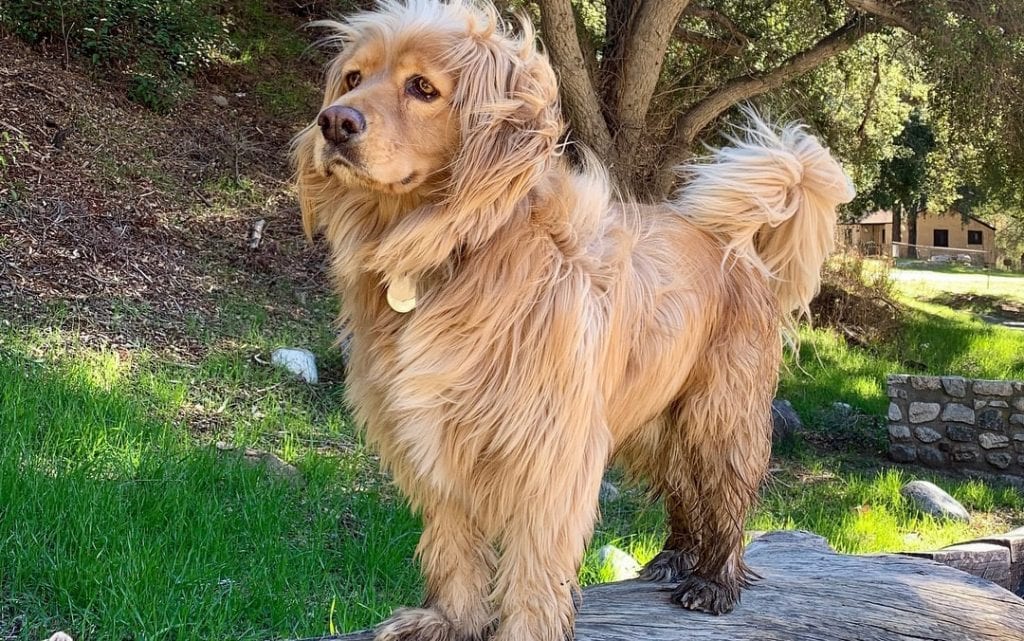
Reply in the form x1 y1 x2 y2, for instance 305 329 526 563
1 0 227 110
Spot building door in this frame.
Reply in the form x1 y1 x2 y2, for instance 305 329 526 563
933 229 949 247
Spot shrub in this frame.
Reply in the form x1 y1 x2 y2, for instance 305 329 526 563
1 0 227 110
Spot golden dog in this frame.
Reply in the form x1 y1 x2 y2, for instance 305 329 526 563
292 2 854 640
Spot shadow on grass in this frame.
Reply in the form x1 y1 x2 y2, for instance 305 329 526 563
0 349 421 641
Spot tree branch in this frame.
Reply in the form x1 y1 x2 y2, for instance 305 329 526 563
844 0 920 33
536 0 613 157
659 15 881 187
606 0 692 164
674 27 746 58
684 5 754 45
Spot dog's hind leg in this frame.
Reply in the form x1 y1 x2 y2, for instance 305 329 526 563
663 325 777 615
376 501 496 641
620 414 701 584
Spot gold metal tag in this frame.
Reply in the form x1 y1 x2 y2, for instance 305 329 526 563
386 276 417 313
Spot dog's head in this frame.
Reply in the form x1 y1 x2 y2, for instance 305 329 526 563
294 0 563 254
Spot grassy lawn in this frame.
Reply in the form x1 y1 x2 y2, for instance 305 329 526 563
4 268 1024 640
890 260 1024 306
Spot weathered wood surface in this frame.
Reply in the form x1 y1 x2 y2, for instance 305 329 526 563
905 526 1024 596
298 530 1024 641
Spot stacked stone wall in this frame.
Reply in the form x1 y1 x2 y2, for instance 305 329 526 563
887 375 1024 475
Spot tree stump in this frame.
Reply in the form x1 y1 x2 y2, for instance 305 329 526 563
298 531 1024 641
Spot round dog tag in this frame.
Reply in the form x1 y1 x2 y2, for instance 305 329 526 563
387 276 417 313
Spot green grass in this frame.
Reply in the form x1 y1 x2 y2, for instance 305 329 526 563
891 260 1024 305
781 287 1024 420
4 261 1024 640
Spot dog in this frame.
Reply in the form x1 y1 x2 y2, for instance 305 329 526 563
291 2 854 640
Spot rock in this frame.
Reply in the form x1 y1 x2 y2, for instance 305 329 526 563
887 384 907 400
771 399 802 441
978 408 1004 431
940 376 967 397
596 544 640 581
910 376 941 390
216 442 305 487
1014 398 1024 412
917 446 945 467
908 402 941 424
914 427 941 444
832 401 853 414
888 424 911 441
974 399 1007 409
987 452 1013 469
46 634 74 641
1010 414 1024 426
900 480 970 522
973 380 1013 396
271 347 318 383
979 433 1009 450
940 403 975 424
599 480 621 502
889 444 917 463
951 445 979 462
947 425 976 442
212 94 229 107
887 403 903 422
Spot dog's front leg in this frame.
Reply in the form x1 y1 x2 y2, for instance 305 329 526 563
376 501 496 641
489 435 608 641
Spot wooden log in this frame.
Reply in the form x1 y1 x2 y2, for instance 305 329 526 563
296 531 1024 641
906 526 1024 596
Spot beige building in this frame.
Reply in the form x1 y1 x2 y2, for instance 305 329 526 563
839 210 997 265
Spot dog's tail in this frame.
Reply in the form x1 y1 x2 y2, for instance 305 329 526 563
671 108 855 334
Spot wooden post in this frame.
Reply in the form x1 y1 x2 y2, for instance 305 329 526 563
294 531 1024 641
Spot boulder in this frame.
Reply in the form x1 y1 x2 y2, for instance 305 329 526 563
900 480 970 522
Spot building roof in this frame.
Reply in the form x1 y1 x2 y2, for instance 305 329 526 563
857 210 892 225
848 210 996 231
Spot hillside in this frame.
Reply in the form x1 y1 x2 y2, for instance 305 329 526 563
0 16 327 359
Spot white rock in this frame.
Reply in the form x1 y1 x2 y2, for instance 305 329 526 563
597 544 640 581
46 634 74 641
212 94 229 107
900 480 970 522
908 402 941 424
271 348 318 384
887 402 902 422
599 480 621 502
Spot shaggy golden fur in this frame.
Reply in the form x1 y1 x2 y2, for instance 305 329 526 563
292 2 854 640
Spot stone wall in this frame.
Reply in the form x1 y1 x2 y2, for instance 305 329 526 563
887 375 1024 475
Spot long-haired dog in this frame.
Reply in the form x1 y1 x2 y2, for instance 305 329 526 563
292 2 854 640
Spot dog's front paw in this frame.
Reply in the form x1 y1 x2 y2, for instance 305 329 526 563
669 575 739 615
638 549 694 583
375 608 453 641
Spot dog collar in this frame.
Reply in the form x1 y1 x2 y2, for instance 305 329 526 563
386 276 417 313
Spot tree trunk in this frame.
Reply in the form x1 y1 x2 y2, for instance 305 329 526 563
907 207 919 258
891 204 902 258
295 531 1024 641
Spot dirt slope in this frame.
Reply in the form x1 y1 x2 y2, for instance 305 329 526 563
0 33 329 357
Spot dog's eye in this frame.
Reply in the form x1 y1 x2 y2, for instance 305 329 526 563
345 70 362 90
407 75 439 101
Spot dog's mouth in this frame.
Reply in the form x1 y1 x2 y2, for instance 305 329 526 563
322 149 423 194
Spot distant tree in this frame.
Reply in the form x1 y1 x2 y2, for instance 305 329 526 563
526 0 1024 201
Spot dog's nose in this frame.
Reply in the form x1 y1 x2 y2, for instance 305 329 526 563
318 105 366 144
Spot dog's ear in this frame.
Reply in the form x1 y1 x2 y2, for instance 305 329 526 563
369 17 563 277
445 17 562 241
291 124 327 241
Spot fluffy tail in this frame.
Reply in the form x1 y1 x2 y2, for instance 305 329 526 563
672 109 855 332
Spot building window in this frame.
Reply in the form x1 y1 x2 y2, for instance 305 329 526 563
968 230 983 245
933 229 949 247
